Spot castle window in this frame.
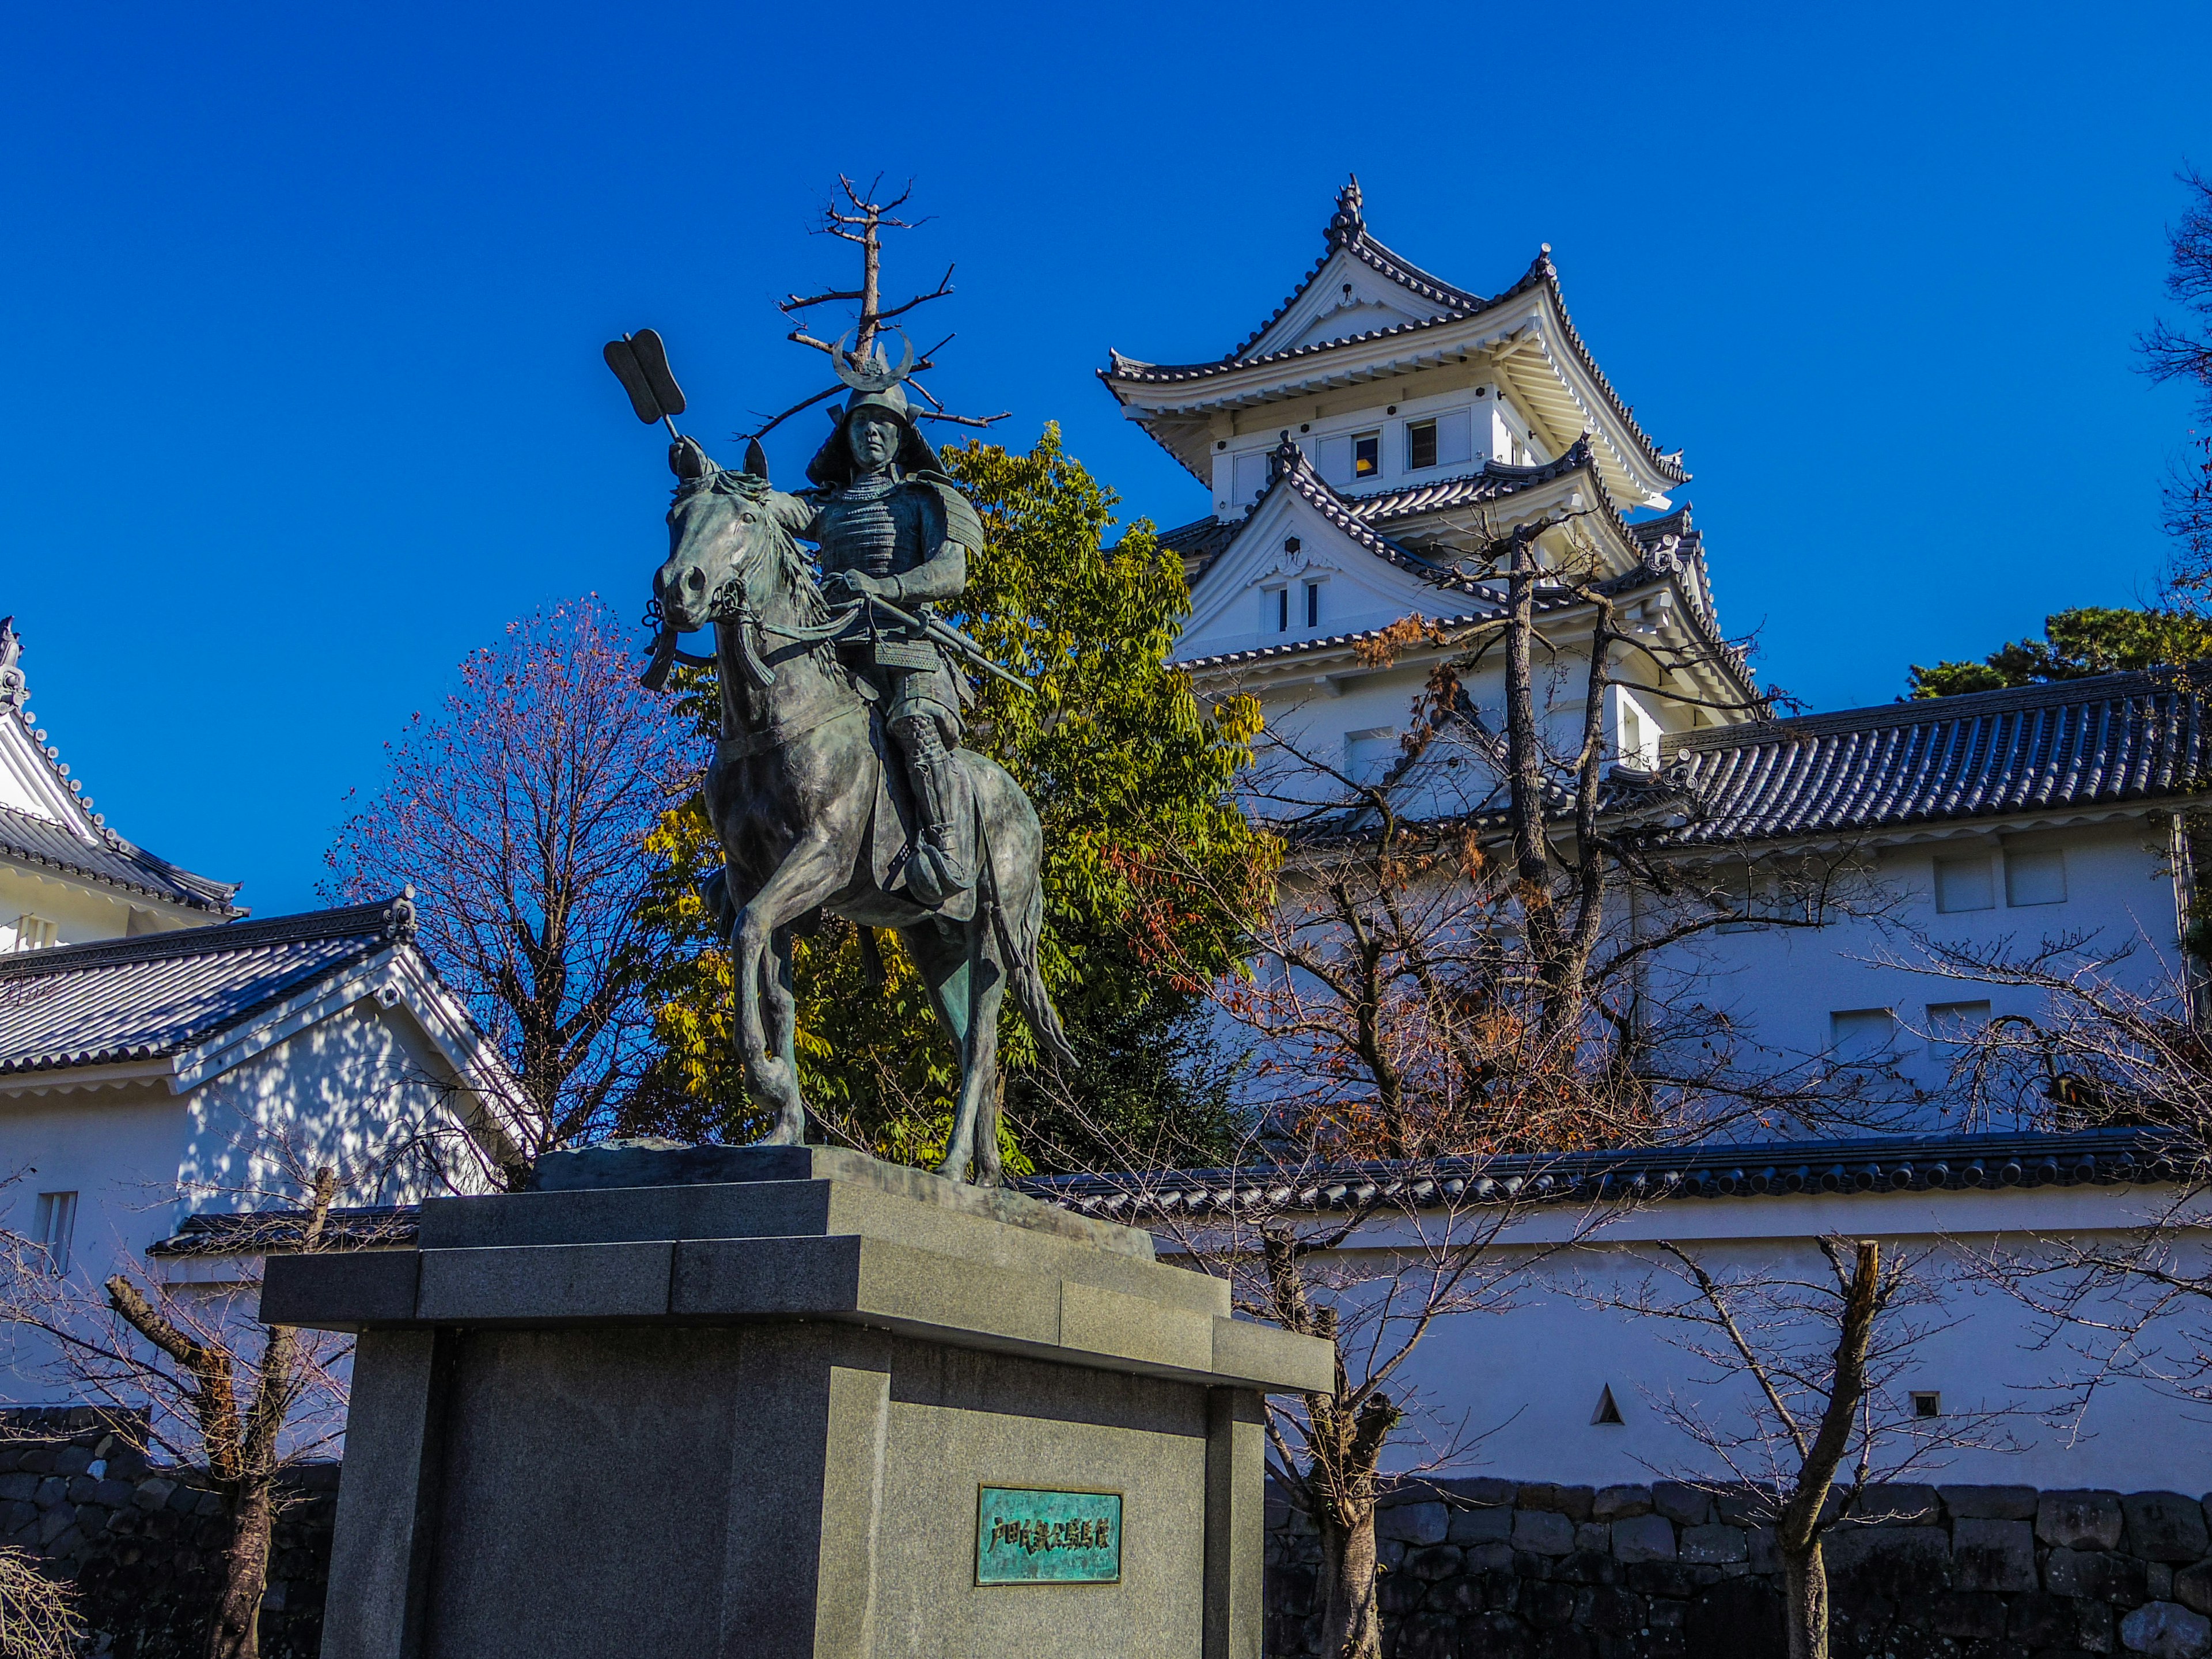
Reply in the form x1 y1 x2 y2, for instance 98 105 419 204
1406 419 1438 471
1346 728 1397 785
2005 847 2066 907
1352 431 1380 478
1912 1392 1942 1418
9 915 56 952
1927 1000 1991 1051
1933 854 1994 913
35 1191 76 1274
1830 1009 1897 1060
1231 450 1271 509
1304 582 1320 629
1270 588 1289 633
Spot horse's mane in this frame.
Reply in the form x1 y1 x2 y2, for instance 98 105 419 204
675 467 830 622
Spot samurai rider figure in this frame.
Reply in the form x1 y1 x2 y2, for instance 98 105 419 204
673 380 983 909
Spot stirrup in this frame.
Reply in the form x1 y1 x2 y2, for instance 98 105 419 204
905 834 974 908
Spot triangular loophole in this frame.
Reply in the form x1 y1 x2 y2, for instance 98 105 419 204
1590 1384 1624 1426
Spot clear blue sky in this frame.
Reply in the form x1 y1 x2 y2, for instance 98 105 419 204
3 1 2208 916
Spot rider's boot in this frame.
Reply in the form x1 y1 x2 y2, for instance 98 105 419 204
894 715 975 909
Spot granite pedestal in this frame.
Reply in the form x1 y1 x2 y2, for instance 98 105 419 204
263 1144 1331 1659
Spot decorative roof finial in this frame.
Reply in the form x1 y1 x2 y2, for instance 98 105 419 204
1327 175 1365 246
0 617 22 710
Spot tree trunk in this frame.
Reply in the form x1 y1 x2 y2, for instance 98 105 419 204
1783 1540 1829 1659
207 1474 274 1659
1316 1499 1382 1659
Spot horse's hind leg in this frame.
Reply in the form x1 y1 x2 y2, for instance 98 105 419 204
906 918 1009 1184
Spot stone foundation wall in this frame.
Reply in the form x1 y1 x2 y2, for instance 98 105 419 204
0 1407 336 1658
1266 1478 2212 1658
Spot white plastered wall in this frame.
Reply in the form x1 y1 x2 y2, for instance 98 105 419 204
1640 821 2185 1122
1344 1183 2211 1493
1 997 501 1405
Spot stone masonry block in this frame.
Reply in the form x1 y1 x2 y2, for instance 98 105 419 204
1447 1477 1518 1508
415 1241 673 1323
1854 1484 1941 1525
1952 1517 2037 1592
2177 1561 2212 1618
1941 1484 2040 1520
1749 1526 1782 1575
1823 1525 1953 1599
1512 1510 1576 1556
1378 1502 1449 1546
2127 1493 2212 1563
1680 1524 1748 1565
1516 1484 1594 1522
1592 1484 1652 1521
1650 1481 1711 1527
2048 1546 2150 1604
1612 1514 1677 1563
2120 1600 2212 1658
1446 1506 1512 1547
2043 1488 2127 1550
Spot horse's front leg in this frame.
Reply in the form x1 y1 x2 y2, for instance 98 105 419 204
736 836 844 1145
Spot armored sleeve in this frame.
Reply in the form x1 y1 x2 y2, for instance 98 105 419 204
884 478 974 605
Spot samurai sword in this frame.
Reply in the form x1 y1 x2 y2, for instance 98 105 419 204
855 593 1036 696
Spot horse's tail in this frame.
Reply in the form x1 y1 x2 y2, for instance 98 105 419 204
986 828 1077 1070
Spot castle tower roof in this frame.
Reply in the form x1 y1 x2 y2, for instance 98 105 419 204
0 615 244 920
1101 179 1686 512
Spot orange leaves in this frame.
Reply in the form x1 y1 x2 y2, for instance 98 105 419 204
1353 613 1446 671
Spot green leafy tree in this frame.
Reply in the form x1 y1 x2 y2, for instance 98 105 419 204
622 425 1270 1171
1906 605 2212 698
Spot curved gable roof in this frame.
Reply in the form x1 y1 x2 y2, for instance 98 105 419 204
0 615 244 916
1100 180 1688 490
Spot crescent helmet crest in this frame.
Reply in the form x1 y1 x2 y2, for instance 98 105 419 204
830 331 916 393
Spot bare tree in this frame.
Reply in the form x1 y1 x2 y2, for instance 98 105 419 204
745 175 1009 444
0 1549 79 1659
326 595 689 1170
2141 165 2212 584
1059 482 1907 1657
1897 927 2212 1423
1038 1107 1618 1659
0 1160 365 1659
1586 1237 2018 1659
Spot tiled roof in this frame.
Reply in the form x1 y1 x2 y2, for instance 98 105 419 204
1024 1128 2181 1222
1169 445 1751 702
1152 515 1244 584
1101 180 1688 487
139 1130 2179 1253
1354 446 1597 522
0 616 243 915
0 898 416 1075
1662 672 2211 845
1175 611 1502 675
0 805 244 915
147 1205 419 1258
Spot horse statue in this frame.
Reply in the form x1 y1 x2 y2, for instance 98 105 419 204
650 447 1072 1186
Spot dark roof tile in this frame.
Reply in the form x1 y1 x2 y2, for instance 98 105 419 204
1024 1128 2179 1221
0 898 417 1074
1665 673 2210 843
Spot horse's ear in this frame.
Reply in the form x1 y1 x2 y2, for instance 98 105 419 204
744 438 768 482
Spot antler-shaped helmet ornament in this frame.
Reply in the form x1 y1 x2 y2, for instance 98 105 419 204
830 331 916 393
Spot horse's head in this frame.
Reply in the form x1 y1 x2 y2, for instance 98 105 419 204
656 467 813 632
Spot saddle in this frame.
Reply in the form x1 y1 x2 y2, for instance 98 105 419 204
865 710 981 924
